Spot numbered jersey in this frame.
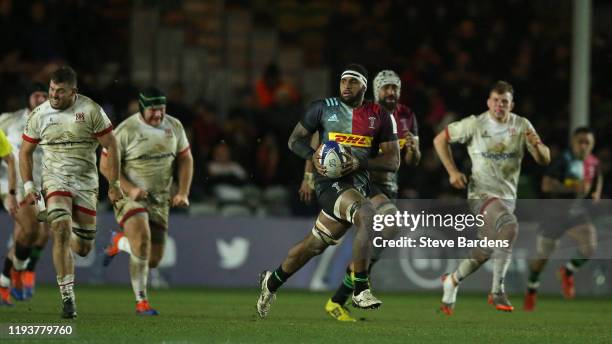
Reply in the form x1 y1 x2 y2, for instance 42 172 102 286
23 95 113 192
446 111 537 200
300 97 397 192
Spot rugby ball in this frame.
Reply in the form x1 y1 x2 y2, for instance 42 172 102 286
319 141 346 179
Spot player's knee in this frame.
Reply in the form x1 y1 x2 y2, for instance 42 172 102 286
580 242 597 258
536 236 559 259
48 208 71 226
134 239 151 258
355 202 376 228
311 222 340 246
495 212 518 239
376 200 397 217
473 247 492 262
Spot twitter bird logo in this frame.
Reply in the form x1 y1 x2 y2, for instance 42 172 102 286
217 237 250 269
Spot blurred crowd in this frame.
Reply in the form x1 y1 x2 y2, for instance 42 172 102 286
1 0 611 217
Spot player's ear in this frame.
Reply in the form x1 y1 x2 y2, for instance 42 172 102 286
509 101 514 111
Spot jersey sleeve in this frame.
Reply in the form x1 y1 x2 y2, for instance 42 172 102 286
0 129 13 157
92 105 114 137
22 111 41 144
410 112 419 137
102 123 126 159
299 101 324 133
174 120 191 155
378 111 398 142
446 115 476 144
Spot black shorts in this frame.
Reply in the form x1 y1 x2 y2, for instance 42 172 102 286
315 179 369 224
539 202 592 240
368 183 397 201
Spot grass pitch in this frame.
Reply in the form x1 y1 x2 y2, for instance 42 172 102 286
1 285 611 343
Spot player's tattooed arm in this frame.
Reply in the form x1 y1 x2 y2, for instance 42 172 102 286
288 122 315 160
299 134 318 203
433 130 467 189
97 131 123 203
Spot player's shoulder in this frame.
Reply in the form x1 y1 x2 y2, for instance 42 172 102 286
76 94 104 113
310 97 339 109
115 113 140 132
395 104 415 118
586 153 600 166
164 113 185 129
455 113 481 125
357 100 386 116
0 109 23 125
29 101 50 117
509 112 533 127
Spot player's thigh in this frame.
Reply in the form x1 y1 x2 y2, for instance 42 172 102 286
473 198 516 239
71 190 99 253
312 210 352 245
369 192 397 216
45 192 73 230
113 198 150 241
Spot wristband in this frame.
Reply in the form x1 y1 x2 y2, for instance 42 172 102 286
24 180 35 195
9 189 16 195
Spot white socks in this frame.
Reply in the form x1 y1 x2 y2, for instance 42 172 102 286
57 274 75 302
118 237 132 255
491 249 512 294
129 255 149 302
12 257 29 271
454 258 481 282
0 274 10 288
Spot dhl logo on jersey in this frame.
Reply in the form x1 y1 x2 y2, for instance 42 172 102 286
328 132 372 147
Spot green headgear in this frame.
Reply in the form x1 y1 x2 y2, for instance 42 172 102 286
138 87 166 114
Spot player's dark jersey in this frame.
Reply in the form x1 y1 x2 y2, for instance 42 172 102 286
300 97 398 194
370 104 418 198
544 149 600 199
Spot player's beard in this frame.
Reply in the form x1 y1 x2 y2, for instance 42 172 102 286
340 88 365 107
380 96 397 112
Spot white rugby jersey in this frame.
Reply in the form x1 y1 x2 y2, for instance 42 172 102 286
446 111 538 200
23 95 113 192
104 113 190 195
0 108 43 193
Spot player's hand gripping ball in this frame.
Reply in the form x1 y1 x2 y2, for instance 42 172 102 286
317 141 347 179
